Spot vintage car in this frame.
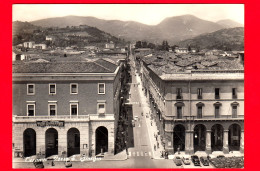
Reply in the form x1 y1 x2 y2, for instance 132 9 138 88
174 156 183 166
65 159 72 168
191 155 201 166
33 159 44 168
182 156 191 165
200 156 209 166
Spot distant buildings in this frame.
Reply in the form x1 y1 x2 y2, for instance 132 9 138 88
175 47 188 53
23 41 47 50
105 41 115 49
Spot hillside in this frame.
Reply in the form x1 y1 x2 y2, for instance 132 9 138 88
216 19 244 28
177 27 244 51
12 21 125 47
30 15 235 44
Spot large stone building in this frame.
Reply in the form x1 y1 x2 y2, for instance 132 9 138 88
12 57 126 158
139 52 244 155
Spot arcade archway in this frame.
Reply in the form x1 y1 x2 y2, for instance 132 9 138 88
67 128 80 157
45 128 58 157
228 124 241 151
211 124 224 151
96 126 108 155
173 124 185 152
23 128 36 157
194 124 206 152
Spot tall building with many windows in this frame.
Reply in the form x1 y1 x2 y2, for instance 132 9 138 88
12 58 126 158
139 53 244 155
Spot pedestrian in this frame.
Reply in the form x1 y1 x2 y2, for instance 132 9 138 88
154 132 156 138
154 144 156 151
151 121 153 126
155 134 158 141
157 142 159 148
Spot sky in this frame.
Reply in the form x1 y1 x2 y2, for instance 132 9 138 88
13 4 244 25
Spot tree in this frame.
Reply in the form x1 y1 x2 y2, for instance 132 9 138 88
188 45 191 52
135 41 142 48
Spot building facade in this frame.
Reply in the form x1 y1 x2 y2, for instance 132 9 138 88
12 58 124 158
140 58 244 155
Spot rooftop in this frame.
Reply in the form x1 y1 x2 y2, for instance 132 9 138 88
141 52 244 80
12 58 118 73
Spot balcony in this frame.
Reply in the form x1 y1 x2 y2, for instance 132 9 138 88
176 95 182 100
13 114 115 122
13 115 90 122
197 95 202 99
215 95 220 99
172 115 244 121
232 95 237 99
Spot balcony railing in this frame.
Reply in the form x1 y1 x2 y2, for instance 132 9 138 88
172 115 244 121
13 115 90 122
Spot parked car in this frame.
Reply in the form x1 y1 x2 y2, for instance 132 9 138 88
174 156 183 166
200 156 209 166
33 159 44 168
65 159 72 168
182 156 191 165
191 155 201 166
217 155 225 159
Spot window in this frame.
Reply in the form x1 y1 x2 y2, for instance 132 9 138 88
232 106 237 118
27 84 35 95
98 83 105 94
232 88 237 99
49 104 57 116
215 88 220 99
70 83 78 94
27 104 35 116
176 88 182 99
177 106 182 119
70 104 78 116
49 84 56 94
197 88 202 99
197 106 202 118
98 103 106 115
215 106 220 118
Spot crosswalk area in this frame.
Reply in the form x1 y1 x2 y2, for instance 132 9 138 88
128 151 152 157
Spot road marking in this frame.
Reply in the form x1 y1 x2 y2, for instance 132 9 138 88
128 152 131 156
149 152 151 156
136 152 139 156
140 151 144 156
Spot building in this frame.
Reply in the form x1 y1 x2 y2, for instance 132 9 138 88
23 42 35 48
139 53 244 155
105 41 115 49
33 44 47 50
12 49 30 61
175 47 188 53
12 58 126 158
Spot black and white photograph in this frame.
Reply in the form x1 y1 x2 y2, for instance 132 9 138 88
12 4 244 168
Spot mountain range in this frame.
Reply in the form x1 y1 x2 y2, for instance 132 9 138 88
30 15 243 44
177 27 244 51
